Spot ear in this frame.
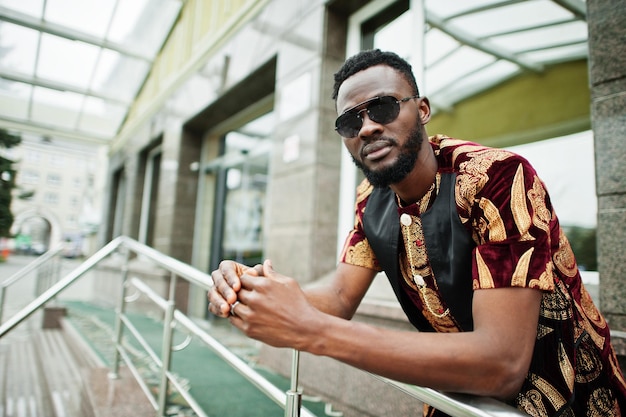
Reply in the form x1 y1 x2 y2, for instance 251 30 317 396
418 97 431 125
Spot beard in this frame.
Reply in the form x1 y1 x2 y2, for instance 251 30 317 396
351 124 424 188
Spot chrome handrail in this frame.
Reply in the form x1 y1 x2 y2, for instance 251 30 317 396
0 245 64 323
0 235 529 417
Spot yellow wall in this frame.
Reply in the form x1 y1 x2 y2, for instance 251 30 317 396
427 60 590 148
113 0 268 150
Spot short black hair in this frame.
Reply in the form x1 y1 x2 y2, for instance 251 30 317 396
332 49 420 100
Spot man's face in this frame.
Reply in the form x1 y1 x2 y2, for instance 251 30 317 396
335 65 424 188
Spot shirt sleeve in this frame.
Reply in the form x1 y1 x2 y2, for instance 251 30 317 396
462 152 556 292
339 179 382 272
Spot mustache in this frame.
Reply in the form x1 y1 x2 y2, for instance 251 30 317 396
360 137 398 159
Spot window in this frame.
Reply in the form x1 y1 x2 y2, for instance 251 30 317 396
25 150 41 163
44 192 59 204
20 170 39 184
50 154 65 167
47 173 62 186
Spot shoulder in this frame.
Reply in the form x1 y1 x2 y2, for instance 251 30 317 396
432 135 538 193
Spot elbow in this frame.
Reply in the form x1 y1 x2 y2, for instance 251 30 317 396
482 359 529 401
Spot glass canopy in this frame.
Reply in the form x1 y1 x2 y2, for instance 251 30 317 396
375 0 588 112
0 0 588 144
0 0 182 143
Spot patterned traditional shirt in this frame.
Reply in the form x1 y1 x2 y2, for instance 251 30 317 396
340 135 626 416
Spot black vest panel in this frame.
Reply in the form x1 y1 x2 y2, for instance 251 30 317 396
362 173 475 332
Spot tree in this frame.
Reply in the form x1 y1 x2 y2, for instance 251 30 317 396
0 129 22 237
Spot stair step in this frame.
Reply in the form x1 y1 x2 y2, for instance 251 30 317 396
2 335 54 417
34 329 84 417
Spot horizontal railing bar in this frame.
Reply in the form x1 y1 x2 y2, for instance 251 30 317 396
120 237 214 291
128 277 170 310
1 245 64 288
0 237 124 337
374 376 528 416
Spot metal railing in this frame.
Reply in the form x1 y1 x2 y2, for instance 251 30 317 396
0 236 528 417
0 244 64 324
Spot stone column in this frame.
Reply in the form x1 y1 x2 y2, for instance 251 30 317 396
587 1 626 338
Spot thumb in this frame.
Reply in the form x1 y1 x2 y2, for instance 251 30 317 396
262 259 275 277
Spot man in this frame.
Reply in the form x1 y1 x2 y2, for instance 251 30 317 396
209 49 626 416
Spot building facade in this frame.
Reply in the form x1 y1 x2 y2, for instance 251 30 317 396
7 134 106 257
94 0 624 415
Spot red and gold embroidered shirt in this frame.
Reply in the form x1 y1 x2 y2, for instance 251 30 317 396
340 135 626 416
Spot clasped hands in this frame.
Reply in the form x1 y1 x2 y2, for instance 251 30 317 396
208 259 318 349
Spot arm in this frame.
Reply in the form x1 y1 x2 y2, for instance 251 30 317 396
303 262 377 319
232 260 541 401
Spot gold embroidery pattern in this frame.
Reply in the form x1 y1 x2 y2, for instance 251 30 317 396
528 267 554 291
559 343 575 392
355 179 373 204
553 229 578 278
478 197 507 242
530 373 569 413
474 249 495 289
517 389 548 417
609 350 626 389
587 388 620 416
573 299 606 349
344 239 378 270
540 281 573 321
511 164 535 241
536 324 554 339
574 334 603 384
528 175 551 235
399 220 431 287
399 217 458 330
579 285 606 329
456 147 514 196
511 247 534 287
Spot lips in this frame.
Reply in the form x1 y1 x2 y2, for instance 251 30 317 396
362 140 393 161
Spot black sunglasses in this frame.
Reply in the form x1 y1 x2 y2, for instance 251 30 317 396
335 95 419 138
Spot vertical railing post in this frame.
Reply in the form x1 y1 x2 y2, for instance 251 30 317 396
285 349 302 417
0 286 6 324
109 245 130 379
157 299 176 416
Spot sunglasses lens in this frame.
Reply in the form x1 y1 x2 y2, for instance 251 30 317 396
335 113 362 138
367 97 400 124
335 96 403 138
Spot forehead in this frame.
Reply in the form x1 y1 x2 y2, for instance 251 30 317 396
336 65 411 113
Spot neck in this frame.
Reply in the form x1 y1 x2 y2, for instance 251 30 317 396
391 143 437 205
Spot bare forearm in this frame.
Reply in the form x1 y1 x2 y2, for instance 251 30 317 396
304 286 356 319
300 313 525 400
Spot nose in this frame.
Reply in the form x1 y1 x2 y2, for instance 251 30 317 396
357 110 383 138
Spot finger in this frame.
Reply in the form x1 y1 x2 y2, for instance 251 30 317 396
262 259 274 277
211 269 238 305
221 261 244 292
252 263 264 275
207 287 231 318
229 301 240 317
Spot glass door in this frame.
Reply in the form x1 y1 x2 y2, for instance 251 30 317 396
209 111 273 270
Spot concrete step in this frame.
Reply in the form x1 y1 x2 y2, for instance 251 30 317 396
34 329 84 417
1 333 55 417
0 323 98 417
